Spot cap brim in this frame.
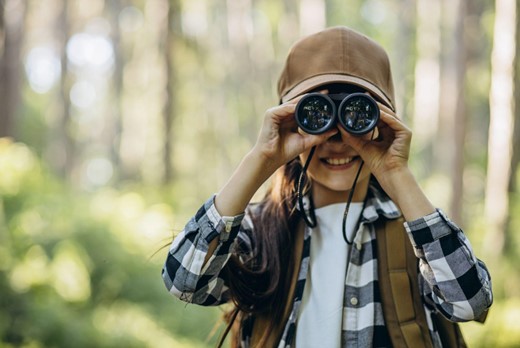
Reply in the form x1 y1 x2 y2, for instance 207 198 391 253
281 74 394 110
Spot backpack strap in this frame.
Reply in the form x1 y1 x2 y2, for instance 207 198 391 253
376 217 469 348
375 217 434 348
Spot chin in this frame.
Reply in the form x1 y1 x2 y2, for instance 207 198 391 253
312 179 354 194
327 180 355 192
312 172 371 195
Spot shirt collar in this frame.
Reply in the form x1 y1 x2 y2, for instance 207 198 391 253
361 179 402 223
297 177 402 223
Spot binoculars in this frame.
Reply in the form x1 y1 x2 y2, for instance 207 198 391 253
295 93 380 135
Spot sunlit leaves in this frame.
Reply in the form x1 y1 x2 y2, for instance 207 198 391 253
0 139 39 196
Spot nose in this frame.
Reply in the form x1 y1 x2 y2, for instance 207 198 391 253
323 127 354 151
327 126 353 143
327 129 343 143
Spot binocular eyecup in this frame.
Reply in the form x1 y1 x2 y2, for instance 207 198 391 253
295 93 380 135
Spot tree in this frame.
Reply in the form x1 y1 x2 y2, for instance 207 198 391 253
0 0 26 138
392 0 415 124
484 0 517 255
510 1 520 195
161 0 180 184
445 0 467 226
107 0 125 181
413 0 441 177
44 0 74 179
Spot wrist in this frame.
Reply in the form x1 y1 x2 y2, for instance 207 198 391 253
377 167 436 221
248 146 283 175
215 150 276 217
376 166 413 198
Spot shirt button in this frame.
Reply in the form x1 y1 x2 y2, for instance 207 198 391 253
350 297 358 306
356 243 362 250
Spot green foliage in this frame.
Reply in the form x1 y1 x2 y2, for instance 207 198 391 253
461 299 520 348
0 139 221 347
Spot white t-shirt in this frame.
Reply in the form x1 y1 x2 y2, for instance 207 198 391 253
295 202 364 348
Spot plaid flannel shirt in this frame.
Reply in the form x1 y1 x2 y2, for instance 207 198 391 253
162 183 493 347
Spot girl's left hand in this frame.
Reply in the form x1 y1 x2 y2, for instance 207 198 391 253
339 102 412 184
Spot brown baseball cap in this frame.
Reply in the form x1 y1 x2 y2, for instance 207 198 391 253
277 26 395 110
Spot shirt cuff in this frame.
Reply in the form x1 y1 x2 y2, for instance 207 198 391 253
403 208 458 247
202 195 245 243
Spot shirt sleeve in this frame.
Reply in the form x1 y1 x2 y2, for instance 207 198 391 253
404 209 493 322
161 195 253 306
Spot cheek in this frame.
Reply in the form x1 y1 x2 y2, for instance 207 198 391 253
306 154 323 173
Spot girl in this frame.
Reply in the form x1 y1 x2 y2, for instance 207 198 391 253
162 26 492 347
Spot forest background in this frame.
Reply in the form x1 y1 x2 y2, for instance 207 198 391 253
1 0 519 347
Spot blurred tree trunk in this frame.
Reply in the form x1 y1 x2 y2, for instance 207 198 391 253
510 8 520 194
107 0 124 181
280 0 300 46
0 4 4 129
299 0 325 36
162 0 179 184
443 0 467 226
393 0 415 123
220 0 253 185
484 0 516 255
0 0 26 139
54 0 74 178
0 0 3 40
413 0 441 176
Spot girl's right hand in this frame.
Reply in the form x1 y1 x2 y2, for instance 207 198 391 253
215 96 335 217
252 97 338 172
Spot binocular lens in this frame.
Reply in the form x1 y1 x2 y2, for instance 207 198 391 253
338 95 379 135
295 95 335 134
295 93 379 135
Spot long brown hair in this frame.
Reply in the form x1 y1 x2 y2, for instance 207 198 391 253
222 157 305 344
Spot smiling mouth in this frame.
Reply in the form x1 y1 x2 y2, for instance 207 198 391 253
322 156 359 166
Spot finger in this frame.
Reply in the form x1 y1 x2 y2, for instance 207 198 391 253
374 117 397 145
271 92 316 118
300 128 339 148
373 101 404 126
376 101 397 115
373 110 412 149
375 102 404 129
378 110 410 133
279 90 330 121
378 105 398 121
267 104 297 125
283 93 307 105
280 115 298 130
271 103 296 115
